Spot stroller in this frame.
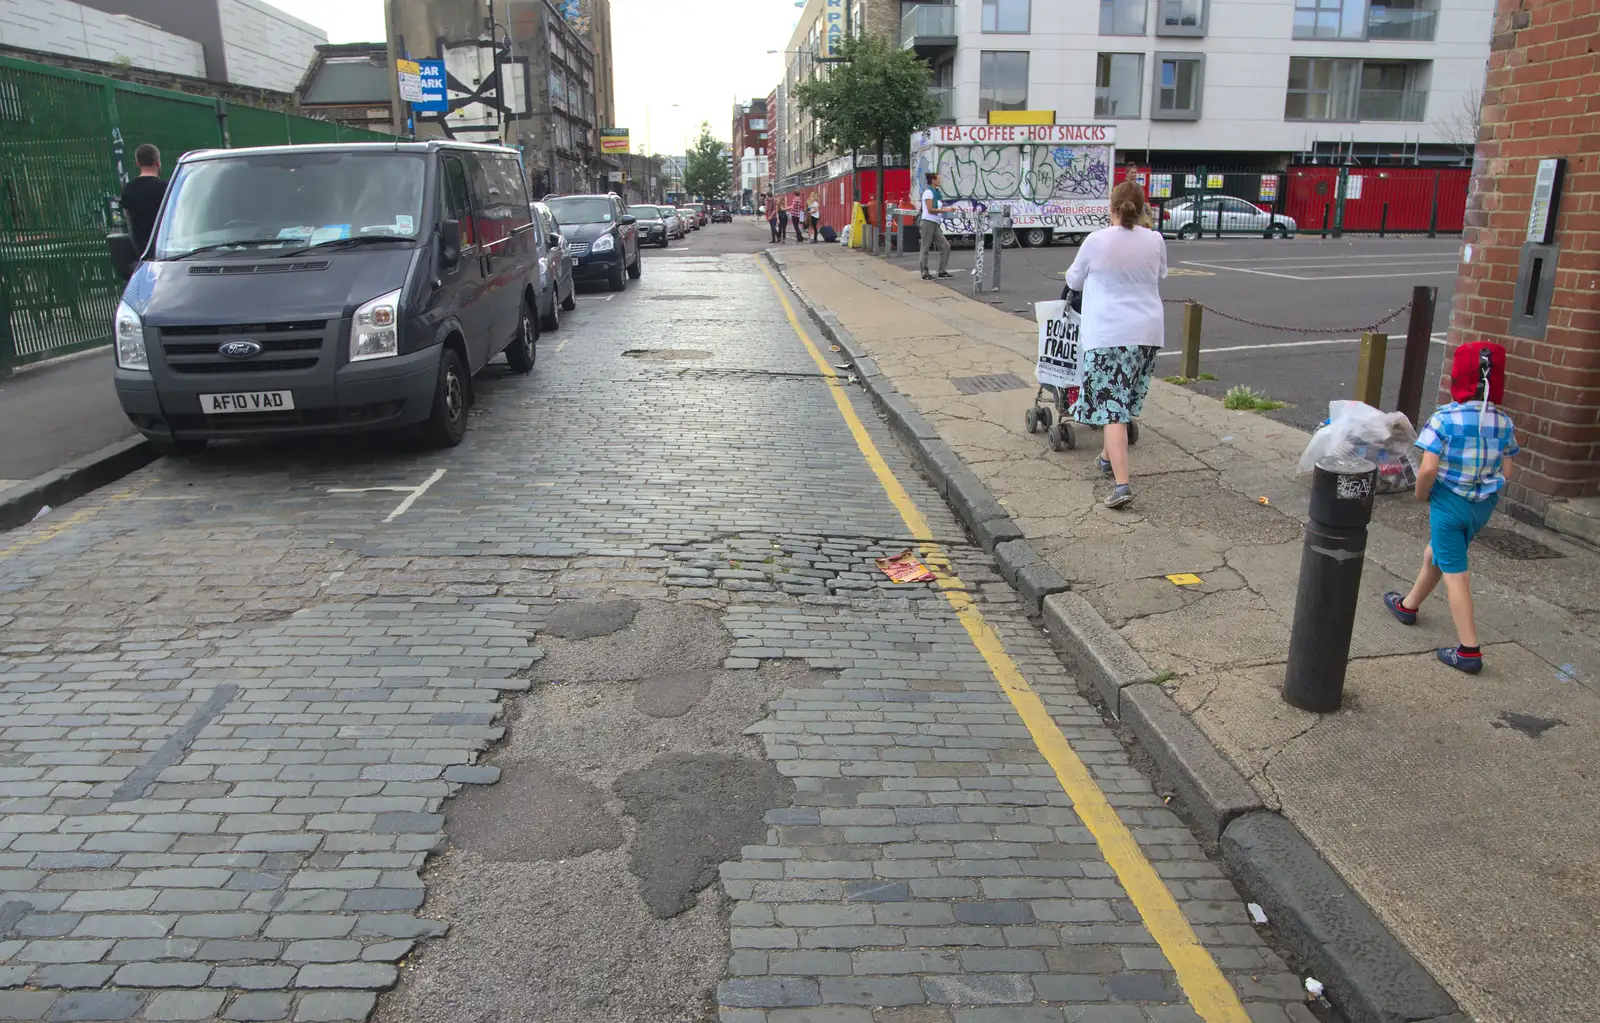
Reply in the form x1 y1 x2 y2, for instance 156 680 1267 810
1023 284 1141 451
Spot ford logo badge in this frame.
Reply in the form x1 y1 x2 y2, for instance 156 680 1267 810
219 340 262 360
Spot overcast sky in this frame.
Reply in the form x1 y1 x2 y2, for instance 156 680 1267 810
267 0 801 152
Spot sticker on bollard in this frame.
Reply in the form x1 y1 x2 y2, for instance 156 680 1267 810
1283 456 1378 713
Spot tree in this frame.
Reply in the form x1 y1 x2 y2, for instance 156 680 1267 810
1441 91 1482 163
684 123 731 201
792 31 942 231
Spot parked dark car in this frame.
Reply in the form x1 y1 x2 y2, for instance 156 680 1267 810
546 193 640 291
628 204 671 247
531 200 576 329
105 140 542 452
711 208 733 223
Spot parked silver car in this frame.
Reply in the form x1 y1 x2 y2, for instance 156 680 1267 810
659 206 686 239
531 200 577 330
1159 196 1297 239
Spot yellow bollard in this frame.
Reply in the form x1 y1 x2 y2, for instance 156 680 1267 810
1182 302 1203 381
850 202 866 249
1354 332 1388 407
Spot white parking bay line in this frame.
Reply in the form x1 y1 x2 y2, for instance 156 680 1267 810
1155 333 1449 357
1180 261 1458 281
327 467 447 523
1198 258 1460 272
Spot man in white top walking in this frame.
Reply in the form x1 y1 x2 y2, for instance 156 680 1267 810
918 171 954 280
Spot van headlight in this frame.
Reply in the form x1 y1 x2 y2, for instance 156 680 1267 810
115 301 148 371
350 289 401 362
591 233 615 254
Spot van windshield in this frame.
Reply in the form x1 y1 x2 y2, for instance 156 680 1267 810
154 151 426 259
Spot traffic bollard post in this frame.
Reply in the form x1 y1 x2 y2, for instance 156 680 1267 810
1283 456 1379 713
1181 302 1202 380
1394 285 1438 427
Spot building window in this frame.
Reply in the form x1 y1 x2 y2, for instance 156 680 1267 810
1367 0 1437 40
983 0 1031 32
979 51 1030 114
1285 57 1428 121
1157 0 1205 35
1294 0 1366 39
1152 53 1203 118
1094 53 1143 117
751 118 767 129
1100 0 1147 35
1358 61 1428 119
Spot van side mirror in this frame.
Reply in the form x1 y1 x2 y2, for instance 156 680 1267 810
439 219 462 267
620 215 637 226
107 233 139 281
547 233 562 250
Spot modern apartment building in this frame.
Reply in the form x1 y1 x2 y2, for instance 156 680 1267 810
900 0 1493 164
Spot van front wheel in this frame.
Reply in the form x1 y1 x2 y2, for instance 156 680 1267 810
423 347 468 447
509 301 538 373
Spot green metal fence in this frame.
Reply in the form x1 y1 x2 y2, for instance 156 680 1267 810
0 55 400 375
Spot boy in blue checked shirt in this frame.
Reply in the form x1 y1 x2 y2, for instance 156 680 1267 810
1384 342 1517 674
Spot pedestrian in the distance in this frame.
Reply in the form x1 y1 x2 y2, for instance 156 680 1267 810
766 194 780 243
918 171 954 281
1063 178 1167 509
1384 342 1518 674
776 196 789 244
807 193 821 243
120 143 168 255
790 193 805 243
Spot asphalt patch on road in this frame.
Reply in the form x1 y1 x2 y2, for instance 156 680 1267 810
532 597 730 683
446 763 624 862
634 669 715 718
615 752 792 918
541 597 639 639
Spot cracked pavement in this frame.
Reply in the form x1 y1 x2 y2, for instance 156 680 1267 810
778 235 1600 1023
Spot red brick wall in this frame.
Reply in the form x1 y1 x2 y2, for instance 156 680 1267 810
1447 0 1600 514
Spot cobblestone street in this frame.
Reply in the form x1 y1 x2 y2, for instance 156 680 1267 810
2 237 1318 1023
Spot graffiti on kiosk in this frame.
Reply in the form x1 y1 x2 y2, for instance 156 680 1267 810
913 126 1114 235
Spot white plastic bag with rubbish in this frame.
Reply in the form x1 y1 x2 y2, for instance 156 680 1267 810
838 224 852 247
1299 400 1419 494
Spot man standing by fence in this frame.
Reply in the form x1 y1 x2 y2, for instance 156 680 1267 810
120 144 167 255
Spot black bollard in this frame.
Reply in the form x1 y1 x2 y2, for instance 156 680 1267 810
1283 455 1379 713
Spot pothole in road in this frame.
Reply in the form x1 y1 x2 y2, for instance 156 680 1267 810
616 751 792 918
542 598 639 639
621 348 712 360
647 295 719 301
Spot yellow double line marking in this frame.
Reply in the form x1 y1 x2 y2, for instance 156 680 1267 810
759 259 1250 1023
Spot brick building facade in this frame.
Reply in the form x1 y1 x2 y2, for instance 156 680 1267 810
1449 0 1599 525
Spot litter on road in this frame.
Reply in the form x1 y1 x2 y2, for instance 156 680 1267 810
875 549 935 583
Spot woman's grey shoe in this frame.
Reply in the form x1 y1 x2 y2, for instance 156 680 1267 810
1095 456 1114 477
1105 484 1134 508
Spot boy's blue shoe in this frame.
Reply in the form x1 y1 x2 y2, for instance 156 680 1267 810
1437 646 1483 674
1384 592 1418 625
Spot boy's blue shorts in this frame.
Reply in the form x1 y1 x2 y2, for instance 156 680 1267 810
1429 485 1498 574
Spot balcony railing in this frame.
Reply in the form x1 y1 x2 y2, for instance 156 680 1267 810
929 85 954 121
1357 88 1427 121
902 3 958 47
1367 5 1437 40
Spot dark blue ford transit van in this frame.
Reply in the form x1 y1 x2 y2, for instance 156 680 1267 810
109 141 544 451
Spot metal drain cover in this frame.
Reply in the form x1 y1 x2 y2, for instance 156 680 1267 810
952 372 1029 395
1473 526 1564 560
622 349 712 360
